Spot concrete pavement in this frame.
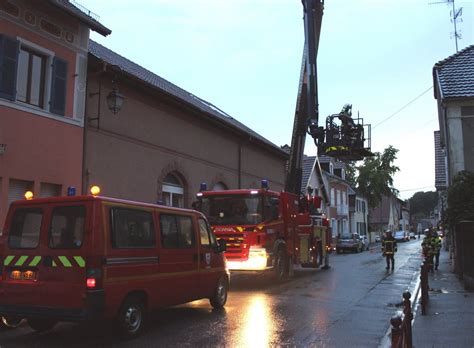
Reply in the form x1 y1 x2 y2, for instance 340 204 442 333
411 249 474 347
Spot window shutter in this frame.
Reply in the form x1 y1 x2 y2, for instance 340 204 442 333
0 34 19 101
50 56 68 115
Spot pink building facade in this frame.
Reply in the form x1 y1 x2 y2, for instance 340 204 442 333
0 0 109 225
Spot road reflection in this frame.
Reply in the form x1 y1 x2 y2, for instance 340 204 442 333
233 294 276 347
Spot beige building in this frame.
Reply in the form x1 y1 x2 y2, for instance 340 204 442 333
83 41 287 208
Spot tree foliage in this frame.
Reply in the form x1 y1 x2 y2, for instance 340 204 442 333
409 191 438 219
344 161 357 187
356 145 400 209
444 171 474 228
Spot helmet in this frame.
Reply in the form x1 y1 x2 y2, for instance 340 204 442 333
424 228 430 233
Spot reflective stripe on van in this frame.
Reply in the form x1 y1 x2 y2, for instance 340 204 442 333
3 255 86 268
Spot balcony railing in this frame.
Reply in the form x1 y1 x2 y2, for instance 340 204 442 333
69 0 100 21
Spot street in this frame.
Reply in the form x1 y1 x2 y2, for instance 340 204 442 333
0 240 423 347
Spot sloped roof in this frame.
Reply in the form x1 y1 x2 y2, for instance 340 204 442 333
318 155 345 169
434 44 474 100
88 40 286 157
48 0 111 36
301 156 316 193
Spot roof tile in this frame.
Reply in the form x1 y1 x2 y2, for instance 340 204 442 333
434 44 474 99
88 40 285 155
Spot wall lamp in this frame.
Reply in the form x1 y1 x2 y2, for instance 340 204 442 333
88 65 124 128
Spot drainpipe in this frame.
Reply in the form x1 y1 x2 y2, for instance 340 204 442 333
238 143 242 189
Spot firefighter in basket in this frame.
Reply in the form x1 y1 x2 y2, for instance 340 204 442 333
381 230 397 271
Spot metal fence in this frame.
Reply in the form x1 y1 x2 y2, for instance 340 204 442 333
390 291 413 348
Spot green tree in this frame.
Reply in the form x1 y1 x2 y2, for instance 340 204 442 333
444 171 474 229
409 191 438 219
356 145 400 209
344 161 357 187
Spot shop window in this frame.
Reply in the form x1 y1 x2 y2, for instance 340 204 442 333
40 183 62 198
162 173 184 208
8 179 33 208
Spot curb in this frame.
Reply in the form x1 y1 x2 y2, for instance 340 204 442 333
378 264 422 348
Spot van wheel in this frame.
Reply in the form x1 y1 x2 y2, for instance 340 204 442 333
2 316 23 328
27 318 57 332
210 276 228 309
274 248 288 281
117 297 145 339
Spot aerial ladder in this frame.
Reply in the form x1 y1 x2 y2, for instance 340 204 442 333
285 0 373 196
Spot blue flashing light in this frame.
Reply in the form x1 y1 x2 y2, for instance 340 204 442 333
200 182 207 191
67 186 76 196
261 179 269 190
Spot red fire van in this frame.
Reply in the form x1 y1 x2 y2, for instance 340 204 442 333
0 191 229 338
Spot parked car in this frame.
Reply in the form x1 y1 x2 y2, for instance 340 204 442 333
359 235 370 251
375 235 382 243
409 231 416 239
336 234 363 253
394 230 407 242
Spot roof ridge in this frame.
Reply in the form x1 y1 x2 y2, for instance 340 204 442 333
89 40 201 103
434 43 474 68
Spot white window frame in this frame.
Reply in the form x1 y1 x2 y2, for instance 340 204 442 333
16 37 54 113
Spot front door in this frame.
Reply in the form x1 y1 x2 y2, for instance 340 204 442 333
196 217 224 297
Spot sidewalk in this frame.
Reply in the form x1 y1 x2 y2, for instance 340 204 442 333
412 250 474 347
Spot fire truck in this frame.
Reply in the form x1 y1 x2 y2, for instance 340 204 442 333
196 182 330 279
195 0 372 279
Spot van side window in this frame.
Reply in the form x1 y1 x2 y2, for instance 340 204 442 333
8 208 42 249
49 206 85 249
198 218 216 247
160 214 195 249
110 208 155 248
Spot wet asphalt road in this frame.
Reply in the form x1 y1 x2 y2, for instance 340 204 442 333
0 239 423 347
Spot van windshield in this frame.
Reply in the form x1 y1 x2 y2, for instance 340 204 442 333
199 195 262 226
8 208 43 249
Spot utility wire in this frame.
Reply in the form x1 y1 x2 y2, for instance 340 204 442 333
398 185 435 193
373 86 433 129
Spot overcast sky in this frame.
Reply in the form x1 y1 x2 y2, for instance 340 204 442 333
81 0 473 199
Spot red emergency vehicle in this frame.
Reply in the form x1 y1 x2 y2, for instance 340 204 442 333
0 187 229 338
195 181 331 279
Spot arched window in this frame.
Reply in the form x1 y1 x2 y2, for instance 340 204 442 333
162 173 184 208
212 182 228 191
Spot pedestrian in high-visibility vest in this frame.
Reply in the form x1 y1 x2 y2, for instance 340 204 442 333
422 229 434 272
381 230 397 270
432 231 442 270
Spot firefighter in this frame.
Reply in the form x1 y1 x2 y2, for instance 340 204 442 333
422 228 434 272
381 230 397 270
432 230 442 270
